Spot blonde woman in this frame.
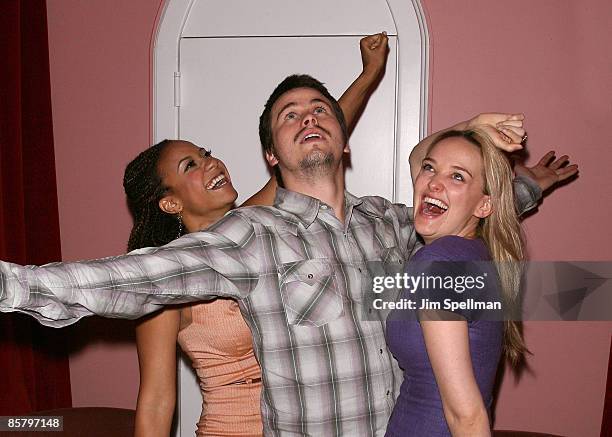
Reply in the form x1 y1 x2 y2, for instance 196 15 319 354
385 129 577 436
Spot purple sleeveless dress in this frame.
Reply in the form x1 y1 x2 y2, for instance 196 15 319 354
385 236 503 436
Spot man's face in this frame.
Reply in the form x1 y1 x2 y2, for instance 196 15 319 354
266 87 347 179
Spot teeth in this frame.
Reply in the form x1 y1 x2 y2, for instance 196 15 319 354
206 174 227 190
424 196 448 210
304 133 321 141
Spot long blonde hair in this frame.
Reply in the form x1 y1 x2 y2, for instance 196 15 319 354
429 129 528 365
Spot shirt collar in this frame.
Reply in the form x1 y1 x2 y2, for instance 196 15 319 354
273 187 383 227
351 193 386 219
273 187 320 227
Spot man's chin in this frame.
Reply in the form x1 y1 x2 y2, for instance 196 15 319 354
298 151 335 172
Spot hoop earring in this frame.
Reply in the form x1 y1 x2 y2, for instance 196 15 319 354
176 214 183 238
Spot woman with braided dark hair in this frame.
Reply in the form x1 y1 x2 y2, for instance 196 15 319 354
124 139 186 250
129 33 392 437
125 139 263 436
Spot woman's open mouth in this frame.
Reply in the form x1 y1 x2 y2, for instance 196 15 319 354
205 173 229 190
420 196 448 217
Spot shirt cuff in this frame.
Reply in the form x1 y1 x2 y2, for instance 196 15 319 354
513 175 543 215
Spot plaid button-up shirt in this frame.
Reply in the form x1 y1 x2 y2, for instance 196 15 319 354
1 188 418 436
1 180 540 436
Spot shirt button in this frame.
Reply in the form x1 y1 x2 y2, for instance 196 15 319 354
358 268 362 273
379 349 383 354
307 274 313 279
386 390 390 396
320 205 328 210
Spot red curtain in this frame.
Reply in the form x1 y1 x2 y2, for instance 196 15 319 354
0 0 71 413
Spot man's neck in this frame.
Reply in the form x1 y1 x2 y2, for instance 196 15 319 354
284 171 346 223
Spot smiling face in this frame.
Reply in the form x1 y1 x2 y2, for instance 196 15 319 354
157 140 237 231
413 136 492 244
266 87 348 180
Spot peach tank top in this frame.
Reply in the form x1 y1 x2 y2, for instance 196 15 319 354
177 298 262 436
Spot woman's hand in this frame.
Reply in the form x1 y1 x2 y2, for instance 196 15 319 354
339 32 391 134
359 32 389 79
410 112 526 182
465 113 526 153
514 151 579 192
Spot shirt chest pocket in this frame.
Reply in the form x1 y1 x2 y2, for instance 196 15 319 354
278 259 344 327
381 246 405 275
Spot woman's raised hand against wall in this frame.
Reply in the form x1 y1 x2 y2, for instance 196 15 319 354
466 113 526 153
465 113 579 192
359 32 389 79
514 151 579 192
409 113 526 182
338 32 390 134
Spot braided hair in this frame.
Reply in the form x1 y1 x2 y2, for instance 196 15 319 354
123 140 183 251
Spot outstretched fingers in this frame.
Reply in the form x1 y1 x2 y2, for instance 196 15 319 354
549 154 569 170
537 151 556 166
556 163 579 181
538 151 579 183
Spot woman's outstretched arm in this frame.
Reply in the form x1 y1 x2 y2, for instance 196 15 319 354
241 32 390 207
134 308 181 437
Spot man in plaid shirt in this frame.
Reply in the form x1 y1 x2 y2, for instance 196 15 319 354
1 75 544 436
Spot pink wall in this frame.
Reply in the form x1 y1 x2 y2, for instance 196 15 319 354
45 0 610 434
46 0 164 408
421 1 612 435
